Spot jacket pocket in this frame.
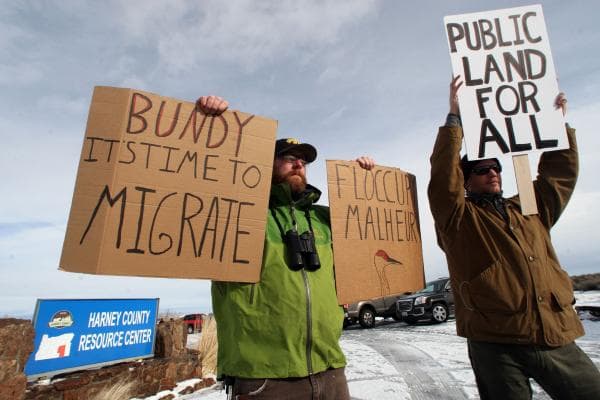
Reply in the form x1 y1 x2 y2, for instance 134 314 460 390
548 261 575 308
549 290 579 334
234 378 269 397
550 291 571 312
464 257 527 314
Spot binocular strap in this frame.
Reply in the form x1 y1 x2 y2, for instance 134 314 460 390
269 207 315 237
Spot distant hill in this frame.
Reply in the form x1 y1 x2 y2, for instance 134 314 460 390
571 273 600 291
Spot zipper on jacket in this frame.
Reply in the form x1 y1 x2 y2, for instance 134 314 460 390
301 269 313 375
249 284 255 305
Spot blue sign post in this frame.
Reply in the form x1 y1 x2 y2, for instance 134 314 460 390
25 298 159 380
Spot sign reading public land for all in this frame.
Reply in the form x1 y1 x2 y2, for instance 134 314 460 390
444 4 567 160
60 87 277 282
326 161 425 304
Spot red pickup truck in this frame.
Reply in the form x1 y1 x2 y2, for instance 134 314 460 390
182 313 205 333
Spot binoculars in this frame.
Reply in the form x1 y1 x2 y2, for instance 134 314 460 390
284 230 321 271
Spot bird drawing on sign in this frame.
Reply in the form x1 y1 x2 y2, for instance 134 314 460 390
374 249 402 296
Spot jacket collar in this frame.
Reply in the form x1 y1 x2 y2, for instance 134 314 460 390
467 191 508 221
269 182 322 209
466 191 504 204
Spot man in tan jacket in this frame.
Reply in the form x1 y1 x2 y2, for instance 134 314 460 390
428 76 600 399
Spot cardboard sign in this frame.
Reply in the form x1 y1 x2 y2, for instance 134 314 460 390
25 298 159 381
60 87 277 282
326 161 425 304
444 5 567 160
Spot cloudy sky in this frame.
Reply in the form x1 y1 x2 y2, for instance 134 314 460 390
1 0 599 317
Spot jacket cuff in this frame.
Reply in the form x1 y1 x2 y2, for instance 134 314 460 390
445 113 462 127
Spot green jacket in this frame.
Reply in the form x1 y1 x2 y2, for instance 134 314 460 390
211 182 346 378
428 125 584 346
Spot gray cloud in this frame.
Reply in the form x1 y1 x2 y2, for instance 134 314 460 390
2 1 599 316
111 0 378 73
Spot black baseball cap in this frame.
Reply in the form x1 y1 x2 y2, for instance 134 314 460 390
275 138 317 163
460 155 501 182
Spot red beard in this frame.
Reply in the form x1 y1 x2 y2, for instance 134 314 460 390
273 170 307 193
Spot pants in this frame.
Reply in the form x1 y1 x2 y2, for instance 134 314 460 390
230 367 350 400
468 340 600 400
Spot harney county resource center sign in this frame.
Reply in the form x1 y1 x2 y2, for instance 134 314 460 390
24 298 159 380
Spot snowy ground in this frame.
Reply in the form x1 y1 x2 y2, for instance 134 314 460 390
135 291 600 400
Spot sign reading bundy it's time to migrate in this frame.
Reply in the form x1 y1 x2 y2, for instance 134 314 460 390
60 87 277 282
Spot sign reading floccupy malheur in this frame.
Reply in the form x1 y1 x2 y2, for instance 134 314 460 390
60 87 277 282
444 4 567 160
327 162 424 305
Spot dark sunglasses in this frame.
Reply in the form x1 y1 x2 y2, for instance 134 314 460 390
280 154 308 166
472 164 502 175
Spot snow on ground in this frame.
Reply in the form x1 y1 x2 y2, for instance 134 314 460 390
135 291 600 399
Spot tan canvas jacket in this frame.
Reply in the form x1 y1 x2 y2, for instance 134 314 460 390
428 125 584 346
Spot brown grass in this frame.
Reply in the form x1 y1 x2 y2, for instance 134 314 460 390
88 380 135 400
571 273 600 291
197 314 218 377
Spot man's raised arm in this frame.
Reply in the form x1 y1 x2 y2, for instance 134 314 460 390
427 76 467 237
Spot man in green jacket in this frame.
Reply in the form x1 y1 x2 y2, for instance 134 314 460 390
428 77 600 399
197 95 374 399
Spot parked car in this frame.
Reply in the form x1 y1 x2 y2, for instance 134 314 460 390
396 277 454 324
344 291 412 329
182 313 205 333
